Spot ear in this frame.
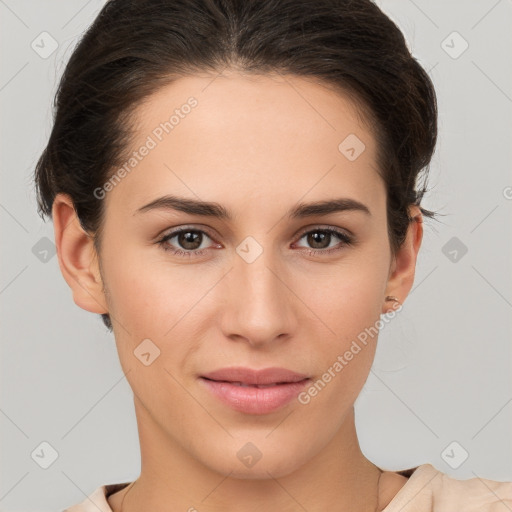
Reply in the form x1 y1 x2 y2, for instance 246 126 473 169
52 193 109 315
382 205 423 314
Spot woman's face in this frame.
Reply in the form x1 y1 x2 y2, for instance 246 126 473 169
65 71 420 479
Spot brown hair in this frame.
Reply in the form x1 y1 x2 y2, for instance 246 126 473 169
34 0 439 331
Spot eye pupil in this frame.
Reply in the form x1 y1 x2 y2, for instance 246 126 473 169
308 231 330 249
179 231 202 250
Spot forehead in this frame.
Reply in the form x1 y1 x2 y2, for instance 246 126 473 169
105 71 383 217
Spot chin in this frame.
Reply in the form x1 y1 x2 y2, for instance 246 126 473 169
200 442 309 481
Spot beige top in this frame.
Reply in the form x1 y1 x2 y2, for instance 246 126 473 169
63 463 512 512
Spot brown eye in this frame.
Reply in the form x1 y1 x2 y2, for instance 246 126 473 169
174 230 203 250
157 228 215 257
294 227 354 255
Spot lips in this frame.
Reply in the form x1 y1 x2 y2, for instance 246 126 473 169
200 366 310 386
228 382 281 388
199 367 311 414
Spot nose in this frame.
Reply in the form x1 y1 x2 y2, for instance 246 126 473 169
219 248 297 348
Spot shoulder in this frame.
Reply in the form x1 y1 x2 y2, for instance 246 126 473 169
63 482 131 512
430 465 512 511
383 463 512 512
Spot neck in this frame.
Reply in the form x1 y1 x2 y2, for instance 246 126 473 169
115 398 384 512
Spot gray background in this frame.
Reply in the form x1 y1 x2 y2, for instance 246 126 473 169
1 0 511 510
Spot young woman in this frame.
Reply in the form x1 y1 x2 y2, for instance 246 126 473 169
33 0 511 511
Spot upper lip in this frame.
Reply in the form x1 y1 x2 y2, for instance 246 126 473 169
200 367 310 385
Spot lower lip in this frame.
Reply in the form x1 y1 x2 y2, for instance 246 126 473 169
199 377 310 414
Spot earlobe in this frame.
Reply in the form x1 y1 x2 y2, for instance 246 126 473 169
52 193 109 315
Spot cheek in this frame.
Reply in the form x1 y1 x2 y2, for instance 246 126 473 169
295 257 386 397
103 251 209 371
102 245 200 331
301 257 386 328
298 305 380 423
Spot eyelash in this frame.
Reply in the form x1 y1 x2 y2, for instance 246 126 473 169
156 226 354 258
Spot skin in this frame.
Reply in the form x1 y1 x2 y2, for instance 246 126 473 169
52 70 423 512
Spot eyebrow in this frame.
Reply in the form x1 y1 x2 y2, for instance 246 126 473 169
134 194 371 219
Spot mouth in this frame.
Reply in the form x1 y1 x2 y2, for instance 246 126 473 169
198 370 311 415
200 377 310 388
200 366 310 386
